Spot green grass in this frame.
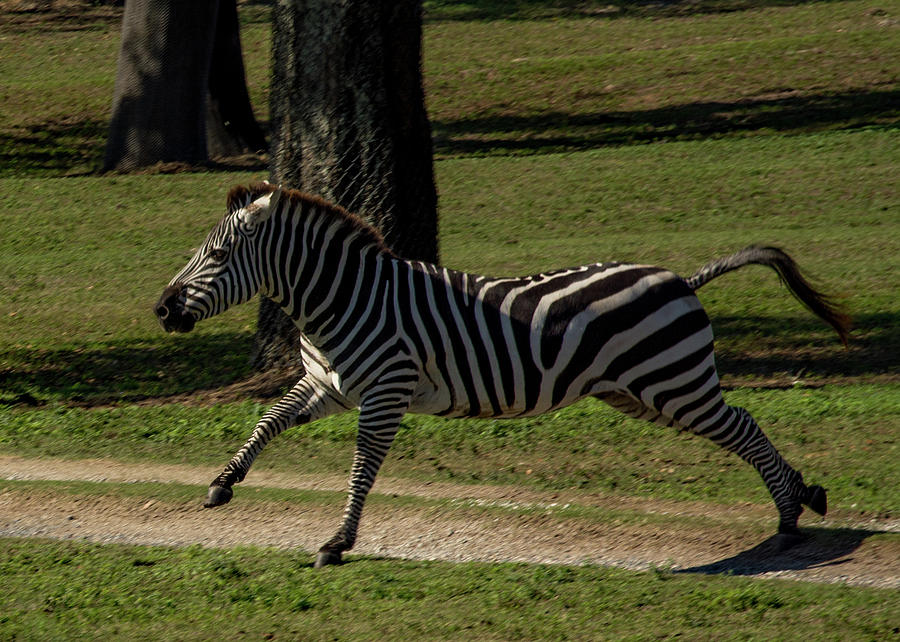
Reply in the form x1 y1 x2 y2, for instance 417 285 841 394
2 384 897 516
0 173 260 346
2 0 898 173
0 0 896 521
1 537 897 640
425 3 899 155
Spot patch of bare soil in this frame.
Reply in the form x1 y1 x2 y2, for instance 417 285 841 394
1 456 897 588
1 1 121 31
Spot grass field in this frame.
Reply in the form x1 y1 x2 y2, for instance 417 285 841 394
1 0 899 638
2 536 898 640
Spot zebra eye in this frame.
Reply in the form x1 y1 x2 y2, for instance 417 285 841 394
209 248 228 262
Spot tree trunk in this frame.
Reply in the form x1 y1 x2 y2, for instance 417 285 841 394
251 0 438 372
206 0 267 158
104 0 218 171
104 0 265 172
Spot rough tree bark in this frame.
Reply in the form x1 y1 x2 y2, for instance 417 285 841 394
104 0 264 172
251 0 439 372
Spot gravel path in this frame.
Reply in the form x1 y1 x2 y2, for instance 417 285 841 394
1 455 897 588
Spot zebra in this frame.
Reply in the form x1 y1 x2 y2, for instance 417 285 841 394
155 182 849 567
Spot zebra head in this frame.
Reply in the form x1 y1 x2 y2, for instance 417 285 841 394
155 182 279 333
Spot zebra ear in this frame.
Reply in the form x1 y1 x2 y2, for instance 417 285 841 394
237 188 281 227
226 181 277 215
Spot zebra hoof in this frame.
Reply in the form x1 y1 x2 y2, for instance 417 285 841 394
204 485 233 508
314 550 343 568
805 485 827 516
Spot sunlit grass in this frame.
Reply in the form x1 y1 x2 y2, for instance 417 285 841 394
2 537 898 640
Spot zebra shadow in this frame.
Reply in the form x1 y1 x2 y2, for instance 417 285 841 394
675 527 879 578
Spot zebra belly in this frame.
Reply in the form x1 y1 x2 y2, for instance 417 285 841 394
407 362 618 419
409 377 616 418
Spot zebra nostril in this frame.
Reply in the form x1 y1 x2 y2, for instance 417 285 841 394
155 283 186 322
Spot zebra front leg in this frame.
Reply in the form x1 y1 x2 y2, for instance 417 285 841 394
315 388 411 567
205 378 343 508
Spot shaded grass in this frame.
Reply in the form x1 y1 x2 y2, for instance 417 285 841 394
431 92 900 157
422 0 868 21
0 118 109 178
2 385 897 516
1 537 898 640
0 334 257 406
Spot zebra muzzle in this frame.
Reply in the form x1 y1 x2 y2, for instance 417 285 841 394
154 284 196 333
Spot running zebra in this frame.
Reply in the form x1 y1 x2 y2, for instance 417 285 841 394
155 183 849 567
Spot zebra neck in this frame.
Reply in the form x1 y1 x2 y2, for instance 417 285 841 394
262 212 393 346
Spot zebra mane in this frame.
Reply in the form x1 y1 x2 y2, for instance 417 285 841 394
226 183 394 256
226 182 276 213
279 188 393 255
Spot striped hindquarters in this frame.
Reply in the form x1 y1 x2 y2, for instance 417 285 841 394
403 262 713 418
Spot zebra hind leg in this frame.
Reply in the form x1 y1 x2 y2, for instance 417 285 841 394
603 388 826 548
689 402 827 550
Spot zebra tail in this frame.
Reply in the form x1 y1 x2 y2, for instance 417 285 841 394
684 245 851 346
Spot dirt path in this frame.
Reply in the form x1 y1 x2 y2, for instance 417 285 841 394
1 455 897 589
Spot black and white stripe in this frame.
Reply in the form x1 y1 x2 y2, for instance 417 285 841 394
156 183 849 565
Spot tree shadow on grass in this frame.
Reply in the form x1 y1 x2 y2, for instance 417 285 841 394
0 119 109 177
710 312 900 382
0 332 272 406
433 89 900 157
0 119 269 178
423 0 853 22
0 0 855 30
0 3 122 33
676 526 882 578
5 89 898 177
